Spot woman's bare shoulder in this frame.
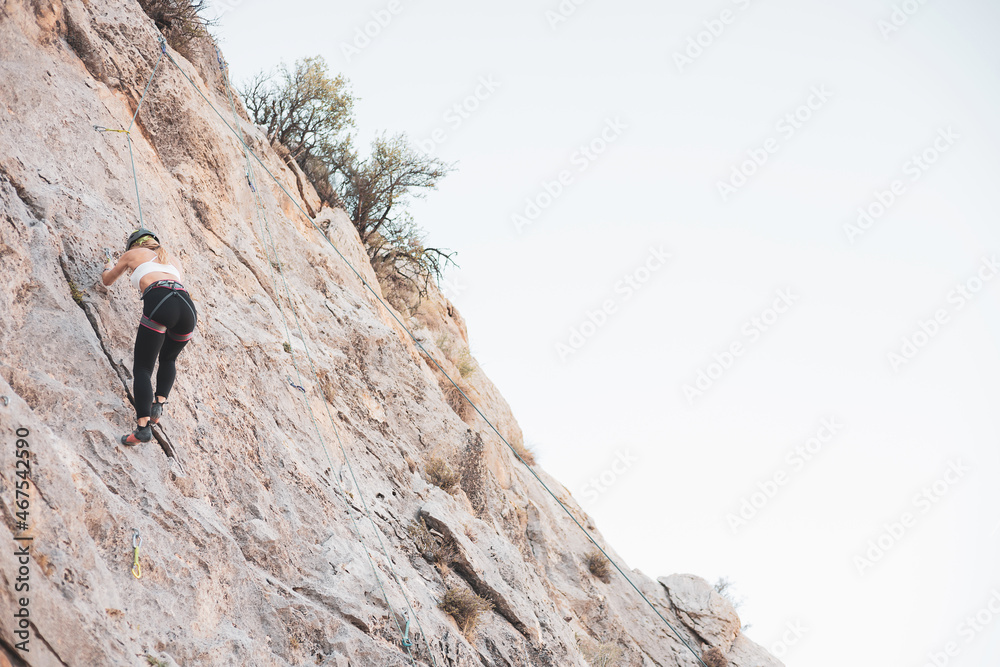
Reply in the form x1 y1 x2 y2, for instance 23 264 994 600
122 248 151 266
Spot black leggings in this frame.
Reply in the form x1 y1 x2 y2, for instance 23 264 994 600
133 284 197 420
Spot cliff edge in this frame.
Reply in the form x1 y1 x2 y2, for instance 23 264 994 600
0 1 782 665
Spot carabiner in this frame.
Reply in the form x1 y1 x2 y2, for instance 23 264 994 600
131 529 142 579
402 610 412 648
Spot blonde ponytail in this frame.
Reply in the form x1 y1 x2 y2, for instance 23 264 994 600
134 237 168 264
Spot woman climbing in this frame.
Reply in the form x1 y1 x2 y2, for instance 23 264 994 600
102 229 197 445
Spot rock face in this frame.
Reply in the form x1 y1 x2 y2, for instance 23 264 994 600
0 2 783 666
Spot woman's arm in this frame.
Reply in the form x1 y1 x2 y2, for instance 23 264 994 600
102 251 131 286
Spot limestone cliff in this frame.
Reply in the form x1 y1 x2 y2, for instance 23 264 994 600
0 1 782 665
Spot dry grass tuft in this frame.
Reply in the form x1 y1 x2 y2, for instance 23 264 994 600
443 382 474 422
317 369 337 404
576 635 623 667
407 518 435 553
438 587 493 637
702 647 728 667
584 549 611 583
435 332 477 378
455 347 477 377
424 456 459 493
406 518 456 574
507 431 536 465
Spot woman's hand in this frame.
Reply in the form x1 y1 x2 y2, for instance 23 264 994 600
102 250 129 287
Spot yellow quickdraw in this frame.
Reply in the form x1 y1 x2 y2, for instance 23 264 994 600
131 529 142 579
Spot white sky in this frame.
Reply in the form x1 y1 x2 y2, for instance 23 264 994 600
209 1 1000 664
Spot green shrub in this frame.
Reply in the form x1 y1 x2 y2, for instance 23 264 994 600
68 278 84 307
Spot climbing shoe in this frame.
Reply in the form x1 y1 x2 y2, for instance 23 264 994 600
120 424 152 446
150 400 166 425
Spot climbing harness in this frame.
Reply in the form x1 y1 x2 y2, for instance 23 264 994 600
131 529 142 579
117 37 711 667
143 281 196 323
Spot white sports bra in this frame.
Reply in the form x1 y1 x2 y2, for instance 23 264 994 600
131 258 181 289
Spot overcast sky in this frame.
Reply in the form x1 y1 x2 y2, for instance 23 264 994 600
209 1 1000 664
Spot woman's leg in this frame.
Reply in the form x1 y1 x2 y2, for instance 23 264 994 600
154 335 189 401
155 292 196 402
133 323 165 425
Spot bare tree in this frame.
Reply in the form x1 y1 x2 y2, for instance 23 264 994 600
338 133 452 247
240 58 456 308
137 0 214 54
241 56 354 164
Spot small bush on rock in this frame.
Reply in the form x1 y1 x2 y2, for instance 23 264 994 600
703 647 728 667
576 635 623 667
438 587 493 637
508 431 536 466
456 347 477 377
137 0 212 55
585 549 611 583
68 278 84 307
442 381 474 423
407 518 456 574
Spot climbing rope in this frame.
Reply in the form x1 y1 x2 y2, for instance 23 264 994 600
124 38 710 667
131 529 142 579
94 36 166 229
216 52 436 666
